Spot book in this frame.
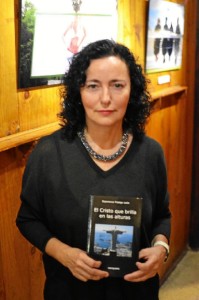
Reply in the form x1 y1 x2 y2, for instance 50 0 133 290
87 195 142 277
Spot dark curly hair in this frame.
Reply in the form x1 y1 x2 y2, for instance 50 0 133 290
59 39 151 141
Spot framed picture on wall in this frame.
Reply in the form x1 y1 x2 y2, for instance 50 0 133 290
18 0 118 89
145 0 185 74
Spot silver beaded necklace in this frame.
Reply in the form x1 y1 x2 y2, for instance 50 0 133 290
77 130 129 162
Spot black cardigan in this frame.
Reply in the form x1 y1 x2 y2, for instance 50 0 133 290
16 129 171 300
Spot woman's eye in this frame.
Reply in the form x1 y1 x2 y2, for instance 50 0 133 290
113 83 124 89
86 83 99 89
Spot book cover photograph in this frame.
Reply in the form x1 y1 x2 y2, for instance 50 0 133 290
87 195 142 277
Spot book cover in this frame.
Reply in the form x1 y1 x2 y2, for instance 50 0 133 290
87 195 142 277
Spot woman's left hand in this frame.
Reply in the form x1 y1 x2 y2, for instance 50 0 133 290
124 245 166 282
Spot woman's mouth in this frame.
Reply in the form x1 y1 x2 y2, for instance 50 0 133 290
97 110 114 116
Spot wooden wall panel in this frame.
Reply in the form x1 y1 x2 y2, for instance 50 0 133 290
146 93 190 278
118 0 146 64
18 87 61 131
0 149 45 300
0 0 19 137
147 0 197 278
0 0 197 299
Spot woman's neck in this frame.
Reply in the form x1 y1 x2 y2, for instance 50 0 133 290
79 126 133 171
84 126 124 151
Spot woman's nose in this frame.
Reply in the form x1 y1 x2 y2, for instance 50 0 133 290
100 87 111 105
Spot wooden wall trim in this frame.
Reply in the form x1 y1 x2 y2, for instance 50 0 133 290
150 86 187 101
0 122 60 152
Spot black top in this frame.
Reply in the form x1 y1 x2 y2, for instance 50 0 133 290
16 129 171 300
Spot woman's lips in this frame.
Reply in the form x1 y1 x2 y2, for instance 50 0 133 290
97 110 114 116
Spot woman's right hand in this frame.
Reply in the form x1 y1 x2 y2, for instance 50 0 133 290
63 246 109 281
45 237 109 282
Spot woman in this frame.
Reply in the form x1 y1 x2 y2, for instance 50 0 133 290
16 39 171 300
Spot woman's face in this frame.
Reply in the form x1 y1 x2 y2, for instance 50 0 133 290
80 56 131 130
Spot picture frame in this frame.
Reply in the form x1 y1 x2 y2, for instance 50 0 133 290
145 0 185 74
18 0 118 89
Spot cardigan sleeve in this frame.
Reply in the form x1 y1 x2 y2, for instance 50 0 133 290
16 139 54 252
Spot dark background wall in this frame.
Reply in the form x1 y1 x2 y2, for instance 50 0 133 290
190 0 199 249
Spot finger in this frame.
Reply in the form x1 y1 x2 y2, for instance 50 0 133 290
138 248 150 259
76 268 109 281
84 265 109 279
73 260 109 281
124 270 156 282
81 253 102 269
124 269 144 280
125 273 156 282
75 256 105 274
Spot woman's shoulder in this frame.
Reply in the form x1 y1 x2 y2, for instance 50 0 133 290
30 128 66 158
141 135 164 157
143 135 162 148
